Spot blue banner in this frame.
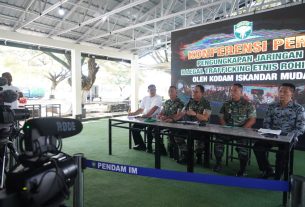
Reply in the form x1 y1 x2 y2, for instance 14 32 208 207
86 159 289 192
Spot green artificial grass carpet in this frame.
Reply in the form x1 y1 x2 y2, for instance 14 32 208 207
62 119 305 207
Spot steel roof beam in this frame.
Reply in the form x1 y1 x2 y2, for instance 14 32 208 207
86 0 226 42
16 0 70 31
107 0 285 49
47 0 85 37
0 2 131 42
116 0 177 49
52 0 149 37
13 0 36 30
76 0 128 42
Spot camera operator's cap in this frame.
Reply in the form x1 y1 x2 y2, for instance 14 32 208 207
148 84 156 90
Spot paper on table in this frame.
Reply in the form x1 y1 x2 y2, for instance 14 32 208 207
127 115 142 119
127 115 136 120
176 121 199 125
258 128 282 135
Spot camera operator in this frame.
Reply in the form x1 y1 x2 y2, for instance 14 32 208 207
1 72 23 109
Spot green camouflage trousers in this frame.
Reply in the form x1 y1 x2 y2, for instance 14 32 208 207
214 135 249 161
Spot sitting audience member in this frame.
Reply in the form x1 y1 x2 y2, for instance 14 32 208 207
157 86 184 157
128 84 162 152
213 83 256 176
254 83 305 180
174 85 211 165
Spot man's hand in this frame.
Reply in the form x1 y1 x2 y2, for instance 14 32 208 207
243 117 256 128
164 118 174 123
128 112 135 116
186 109 196 116
158 115 167 121
128 108 143 116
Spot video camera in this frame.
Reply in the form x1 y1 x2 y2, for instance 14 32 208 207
0 116 83 207
0 105 30 124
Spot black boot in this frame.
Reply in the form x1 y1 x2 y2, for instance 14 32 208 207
146 144 153 153
146 135 153 153
177 151 187 164
236 158 248 177
173 145 179 161
213 158 222 172
168 142 174 158
133 145 146 151
196 152 203 165
258 168 275 179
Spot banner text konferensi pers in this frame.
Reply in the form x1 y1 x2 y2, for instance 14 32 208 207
181 35 305 82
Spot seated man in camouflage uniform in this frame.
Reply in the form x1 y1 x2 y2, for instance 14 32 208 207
174 85 211 165
254 83 305 180
157 86 184 157
214 83 256 177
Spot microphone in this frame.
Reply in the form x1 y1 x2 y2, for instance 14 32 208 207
0 90 18 103
0 77 7 87
21 117 83 157
23 117 83 138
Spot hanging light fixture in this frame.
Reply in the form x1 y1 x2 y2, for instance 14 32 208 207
58 6 65 16
58 1 65 16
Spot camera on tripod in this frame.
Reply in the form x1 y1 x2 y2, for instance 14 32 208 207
0 114 83 207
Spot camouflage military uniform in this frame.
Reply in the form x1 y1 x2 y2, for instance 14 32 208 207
162 98 184 117
214 98 256 163
174 97 211 163
254 101 305 179
263 101 305 139
161 98 184 158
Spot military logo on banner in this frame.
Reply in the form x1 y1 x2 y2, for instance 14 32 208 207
234 21 253 40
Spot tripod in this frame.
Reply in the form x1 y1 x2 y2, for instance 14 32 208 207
0 125 20 189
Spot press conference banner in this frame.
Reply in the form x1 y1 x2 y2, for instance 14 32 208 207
172 4 305 85
171 3 305 118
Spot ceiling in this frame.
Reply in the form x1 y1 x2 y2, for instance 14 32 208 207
0 0 301 57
